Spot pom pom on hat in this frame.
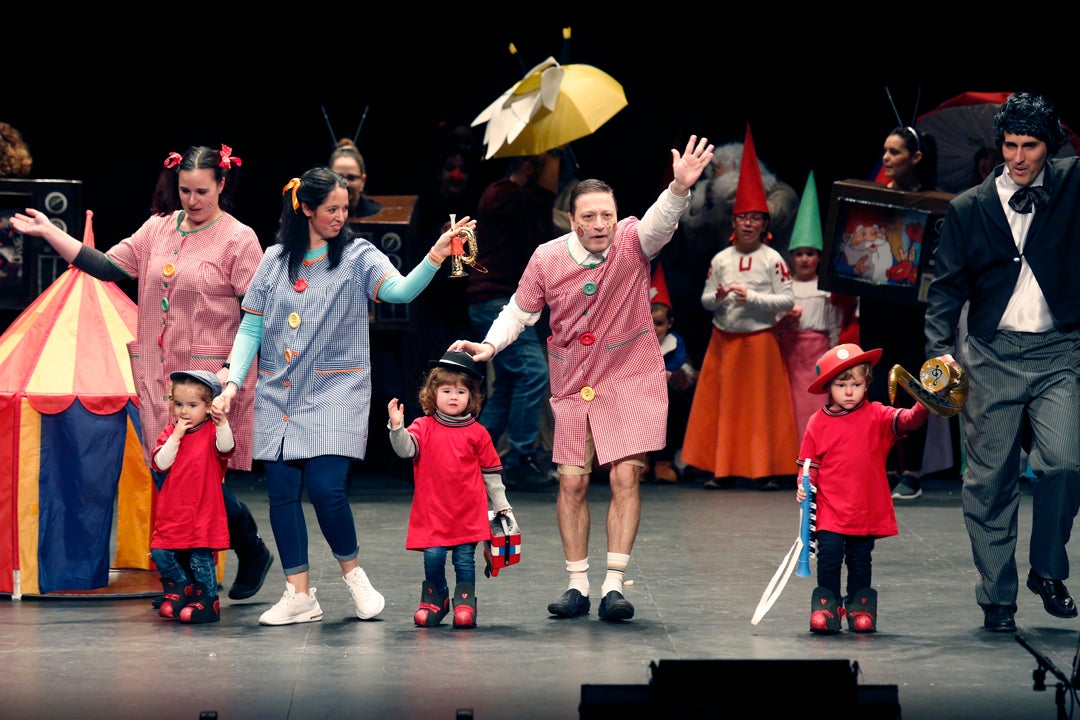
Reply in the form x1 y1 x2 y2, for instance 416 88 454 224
788 170 823 253
733 124 769 216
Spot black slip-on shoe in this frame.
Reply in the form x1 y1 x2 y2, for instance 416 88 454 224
547 589 590 618
597 590 634 622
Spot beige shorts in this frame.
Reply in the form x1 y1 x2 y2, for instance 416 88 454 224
556 423 647 475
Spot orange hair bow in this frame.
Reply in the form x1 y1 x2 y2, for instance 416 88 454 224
283 178 301 210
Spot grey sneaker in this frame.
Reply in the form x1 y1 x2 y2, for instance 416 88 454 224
891 480 922 500
258 582 323 625
343 567 385 619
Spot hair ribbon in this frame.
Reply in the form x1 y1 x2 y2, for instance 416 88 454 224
219 144 242 169
283 178 301 210
163 152 182 169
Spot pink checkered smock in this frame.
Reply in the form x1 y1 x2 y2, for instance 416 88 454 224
106 212 263 471
514 219 667 467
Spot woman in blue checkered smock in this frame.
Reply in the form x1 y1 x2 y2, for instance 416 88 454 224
219 167 474 626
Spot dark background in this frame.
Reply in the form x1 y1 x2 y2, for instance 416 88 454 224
4 17 1074 336
9 20 1070 249
4 16 1072 475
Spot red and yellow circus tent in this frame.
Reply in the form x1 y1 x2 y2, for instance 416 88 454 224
0 211 154 596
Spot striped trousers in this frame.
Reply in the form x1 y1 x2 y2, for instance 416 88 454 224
960 329 1080 608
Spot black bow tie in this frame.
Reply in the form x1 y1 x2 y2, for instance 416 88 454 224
1008 184 1051 214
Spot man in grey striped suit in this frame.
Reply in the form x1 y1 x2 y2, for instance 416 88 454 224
925 92 1080 633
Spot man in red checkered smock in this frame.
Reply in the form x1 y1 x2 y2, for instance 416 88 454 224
452 136 714 623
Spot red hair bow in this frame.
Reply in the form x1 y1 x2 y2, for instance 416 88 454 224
219 144 242 169
163 152 182 169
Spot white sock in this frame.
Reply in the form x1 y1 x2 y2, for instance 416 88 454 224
601 552 630 596
567 558 589 596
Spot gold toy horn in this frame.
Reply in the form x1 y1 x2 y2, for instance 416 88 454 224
888 358 969 418
449 226 488 278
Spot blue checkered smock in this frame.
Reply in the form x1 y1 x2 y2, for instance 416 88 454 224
241 240 397 462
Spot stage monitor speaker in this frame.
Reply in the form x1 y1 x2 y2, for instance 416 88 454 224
0 178 84 310
581 659 898 719
348 195 417 330
650 658 858 703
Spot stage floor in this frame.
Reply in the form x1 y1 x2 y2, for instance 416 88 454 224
1 468 1077 720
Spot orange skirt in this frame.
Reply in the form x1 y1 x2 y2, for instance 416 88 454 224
682 327 800 479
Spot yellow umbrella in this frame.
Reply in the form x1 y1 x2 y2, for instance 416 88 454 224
472 56 627 160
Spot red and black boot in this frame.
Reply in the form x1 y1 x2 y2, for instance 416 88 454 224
158 579 193 619
453 582 477 629
846 588 878 633
179 582 221 624
809 586 843 635
414 581 450 627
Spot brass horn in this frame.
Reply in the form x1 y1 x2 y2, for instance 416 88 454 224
887 358 968 418
449 226 487 278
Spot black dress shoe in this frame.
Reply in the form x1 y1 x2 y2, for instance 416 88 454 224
1027 570 1079 618
983 604 1016 632
548 589 590 617
597 590 635 622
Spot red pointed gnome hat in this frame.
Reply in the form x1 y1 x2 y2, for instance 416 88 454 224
845 203 885 236
650 263 672 309
733 123 769 216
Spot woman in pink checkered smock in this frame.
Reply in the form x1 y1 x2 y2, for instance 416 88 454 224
10 145 276 601
453 135 715 624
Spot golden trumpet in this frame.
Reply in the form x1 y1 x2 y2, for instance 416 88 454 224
887 358 969 418
449 227 488 278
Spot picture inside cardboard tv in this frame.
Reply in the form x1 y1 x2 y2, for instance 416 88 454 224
821 181 950 305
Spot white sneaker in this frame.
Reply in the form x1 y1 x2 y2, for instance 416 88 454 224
343 567 385 619
258 582 323 626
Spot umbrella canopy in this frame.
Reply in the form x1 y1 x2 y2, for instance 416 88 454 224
873 91 1080 193
0 211 154 595
916 91 1013 193
472 56 627 160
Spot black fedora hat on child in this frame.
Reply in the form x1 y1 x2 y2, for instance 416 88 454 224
429 350 484 381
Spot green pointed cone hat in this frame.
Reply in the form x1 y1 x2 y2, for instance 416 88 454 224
788 170 823 253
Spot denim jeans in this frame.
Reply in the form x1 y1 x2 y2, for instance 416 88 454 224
151 547 218 597
422 544 477 591
263 455 358 575
469 297 549 469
